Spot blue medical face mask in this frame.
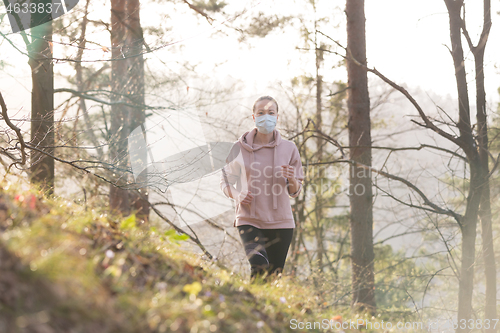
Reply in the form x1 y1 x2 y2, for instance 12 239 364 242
255 114 277 134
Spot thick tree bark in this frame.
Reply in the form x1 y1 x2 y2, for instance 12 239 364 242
109 0 149 221
345 0 376 313
126 0 150 222
109 0 131 215
29 4 54 194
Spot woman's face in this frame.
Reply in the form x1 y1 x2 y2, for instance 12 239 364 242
252 99 278 122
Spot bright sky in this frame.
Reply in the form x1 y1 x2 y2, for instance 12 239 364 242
365 0 500 101
146 0 500 108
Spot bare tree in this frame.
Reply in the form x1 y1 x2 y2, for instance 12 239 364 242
109 0 134 216
340 7 496 325
313 24 326 273
442 1 497 329
29 2 54 194
126 0 149 222
345 0 376 313
74 0 105 161
107 0 227 220
460 1 497 329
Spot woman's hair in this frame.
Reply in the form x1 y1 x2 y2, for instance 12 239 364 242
252 96 279 114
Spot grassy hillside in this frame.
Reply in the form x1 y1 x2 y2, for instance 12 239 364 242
0 182 419 333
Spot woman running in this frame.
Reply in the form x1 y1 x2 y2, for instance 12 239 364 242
220 96 304 282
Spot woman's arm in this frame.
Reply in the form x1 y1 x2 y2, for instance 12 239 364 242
219 143 253 204
220 144 241 199
283 145 304 198
286 177 300 194
222 183 238 199
220 163 239 199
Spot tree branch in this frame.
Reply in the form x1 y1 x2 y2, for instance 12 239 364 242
333 158 463 226
54 88 171 110
0 92 27 166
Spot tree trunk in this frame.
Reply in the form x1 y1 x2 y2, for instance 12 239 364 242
291 134 306 277
126 0 149 222
75 0 104 160
478 159 497 333
469 1 497 329
109 0 131 215
29 3 54 195
315 41 325 272
443 1 485 330
290 196 304 277
477 92 498 332
345 0 376 313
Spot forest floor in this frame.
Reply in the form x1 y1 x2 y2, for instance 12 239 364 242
0 182 419 333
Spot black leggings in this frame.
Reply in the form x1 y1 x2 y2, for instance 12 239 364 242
237 225 294 280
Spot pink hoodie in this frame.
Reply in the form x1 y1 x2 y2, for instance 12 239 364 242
220 127 304 229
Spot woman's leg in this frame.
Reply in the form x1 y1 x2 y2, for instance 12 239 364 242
237 225 270 280
261 228 294 278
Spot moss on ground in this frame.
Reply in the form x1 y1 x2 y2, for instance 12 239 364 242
0 182 419 333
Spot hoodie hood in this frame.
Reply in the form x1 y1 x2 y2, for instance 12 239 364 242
237 127 283 218
238 127 282 152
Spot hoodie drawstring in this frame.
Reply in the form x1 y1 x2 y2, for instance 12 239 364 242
251 151 256 218
239 128 280 219
273 145 277 210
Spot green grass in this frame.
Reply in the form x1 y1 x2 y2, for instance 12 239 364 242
0 181 422 332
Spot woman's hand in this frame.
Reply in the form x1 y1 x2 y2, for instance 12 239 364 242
280 165 296 181
237 190 254 205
